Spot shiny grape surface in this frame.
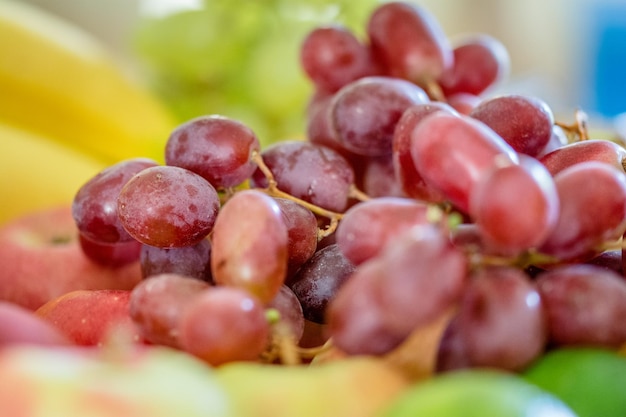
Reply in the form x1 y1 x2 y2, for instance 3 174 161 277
210 190 288 303
469 94 554 157
117 165 220 248
335 197 431 265
367 1 452 85
178 286 270 365
330 76 429 156
250 141 356 212
536 265 626 348
289 243 356 323
165 115 260 189
410 112 519 213
72 158 158 243
300 25 379 94
128 273 211 347
140 238 212 282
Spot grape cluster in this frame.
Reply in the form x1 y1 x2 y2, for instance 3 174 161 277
71 1 626 372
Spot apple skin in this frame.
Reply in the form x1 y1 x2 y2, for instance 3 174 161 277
0 205 142 310
35 289 145 346
0 300 70 347
0 344 232 417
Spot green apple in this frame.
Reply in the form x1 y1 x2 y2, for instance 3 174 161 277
379 368 578 417
523 347 626 417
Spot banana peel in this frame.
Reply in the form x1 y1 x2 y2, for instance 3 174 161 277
0 122 107 225
0 0 177 164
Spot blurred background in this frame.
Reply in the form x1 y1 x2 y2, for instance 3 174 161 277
20 0 626 140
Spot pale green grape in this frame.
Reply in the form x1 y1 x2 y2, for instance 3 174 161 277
132 0 379 145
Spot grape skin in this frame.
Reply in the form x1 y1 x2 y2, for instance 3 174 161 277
274 198 318 280
250 141 356 213
210 190 288 303
469 94 554 157
128 273 211 348
140 238 212 283
330 76 429 157
165 115 260 189
539 139 626 176
335 197 431 265
117 165 220 248
410 112 519 213
457 266 547 372
536 264 626 348
392 102 455 202
438 34 510 97
72 158 158 243
289 243 356 324
539 161 626 261
178 286 270 366
366 1 452 84
300 25 379 94
469 155 559 256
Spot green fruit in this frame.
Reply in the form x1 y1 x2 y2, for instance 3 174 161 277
132 0 379 145
216 357 409 417
523 347 626 417
379 369 578 417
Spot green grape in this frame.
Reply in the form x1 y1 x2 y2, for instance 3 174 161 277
132 0 379 145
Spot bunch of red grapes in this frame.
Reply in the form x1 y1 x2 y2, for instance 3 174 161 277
72 2 626 372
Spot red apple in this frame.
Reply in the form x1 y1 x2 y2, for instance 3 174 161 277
0 205 142 310
35 289 144 346
0 300 70 346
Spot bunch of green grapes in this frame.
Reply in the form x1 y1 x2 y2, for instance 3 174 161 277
132 0 379 146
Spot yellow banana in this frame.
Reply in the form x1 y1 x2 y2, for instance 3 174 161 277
0 0 177 164
0 121 107 225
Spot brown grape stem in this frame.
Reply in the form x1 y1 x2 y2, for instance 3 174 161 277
422 78 446 102
250 150 344 239
555 108 589 142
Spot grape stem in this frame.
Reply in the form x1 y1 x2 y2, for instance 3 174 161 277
250 150 344 239
555 108 589 142
422 78 446 102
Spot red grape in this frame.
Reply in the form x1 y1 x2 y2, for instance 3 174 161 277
469 155 559 255
72 158 158 243
536 264 626 348
410 112 519 213
330 76 429 156
117 165 220 248
211 190 288 303
288 243 355 324
140 238 212 283
539 161 626 261
178 286 270 365
470 94 554 157
250 141 355 212
457 266 547 371
165 115 260 189
336 197 431 265
128 273 211 347
392 102 456 201
300 25 379 94
367 1 452 86
438 34 510 96
539 139 626 176
274 197 318 279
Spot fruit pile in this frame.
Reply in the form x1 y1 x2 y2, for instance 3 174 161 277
2 2 626 417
